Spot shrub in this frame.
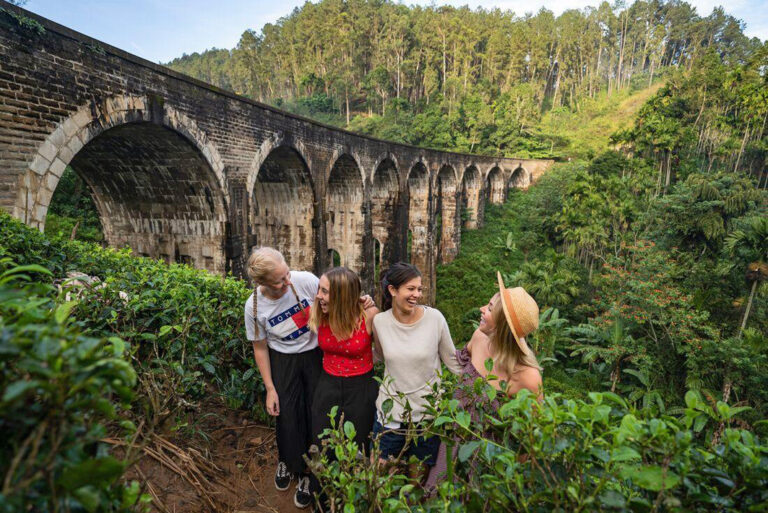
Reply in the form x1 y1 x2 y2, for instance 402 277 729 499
0 260 145 512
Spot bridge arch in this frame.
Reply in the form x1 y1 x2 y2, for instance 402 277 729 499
250 144 316 270
485 165 505 205
370 153 401 183
16 95 229 272
461 165 482 229
326 153 365 272
508 165 530 189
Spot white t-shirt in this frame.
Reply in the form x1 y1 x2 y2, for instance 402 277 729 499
244 270 319 354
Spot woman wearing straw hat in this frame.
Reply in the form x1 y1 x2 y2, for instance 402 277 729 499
425 272 542 490
467 271 542 397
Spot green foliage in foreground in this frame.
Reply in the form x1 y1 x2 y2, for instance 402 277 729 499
312 383 768 512
0 211 264 510
1 211 256 412
0 261 146 512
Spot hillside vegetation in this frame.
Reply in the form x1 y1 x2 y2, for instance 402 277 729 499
166 0 761 158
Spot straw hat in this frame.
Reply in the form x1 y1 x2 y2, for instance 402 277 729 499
496 271 540 352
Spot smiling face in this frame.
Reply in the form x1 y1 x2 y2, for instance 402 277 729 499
479 292 500 335
389 276 423 316
316 274 330 314
261 261 291 298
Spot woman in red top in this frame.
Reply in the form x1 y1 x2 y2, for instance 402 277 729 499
309 266 379 458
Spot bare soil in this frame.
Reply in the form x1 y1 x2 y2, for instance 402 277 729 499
119 399 305 513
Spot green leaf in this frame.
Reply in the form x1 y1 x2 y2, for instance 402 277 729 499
73 486 100 513
158 325 173 337
458 441 481 462
2 380 41 402
58 457 125 491
54 300 78 325
243 368 256 381
599 490 626 508
343 421 356 440
610 446 641 462
455 411 471 430
620 465 681 491
344 503 355 513
381 398 393 416
122 480 141 507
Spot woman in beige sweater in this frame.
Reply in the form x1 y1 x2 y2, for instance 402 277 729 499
372 262 461 482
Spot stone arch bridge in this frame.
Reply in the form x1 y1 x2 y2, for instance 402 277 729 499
0 3 553 301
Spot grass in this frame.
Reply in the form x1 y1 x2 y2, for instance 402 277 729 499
538 81 665 160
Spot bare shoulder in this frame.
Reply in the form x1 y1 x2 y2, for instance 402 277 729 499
466 328 489 355
510 366 543 396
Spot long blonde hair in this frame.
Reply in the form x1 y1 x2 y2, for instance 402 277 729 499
490 294 541 378
246 247 306 333
309 267 364 340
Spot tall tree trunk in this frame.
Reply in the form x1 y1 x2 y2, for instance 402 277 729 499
739 278 758 337
345 87 350 126
733 123 751 173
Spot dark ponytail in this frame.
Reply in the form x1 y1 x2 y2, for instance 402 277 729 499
380 262 422 311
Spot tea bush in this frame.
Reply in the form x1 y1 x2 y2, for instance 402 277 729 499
312 383 768 512
0 211 259 413
0 212 266 509
0 259 145 512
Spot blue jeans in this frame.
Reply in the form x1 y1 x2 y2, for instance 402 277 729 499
371 420 440 466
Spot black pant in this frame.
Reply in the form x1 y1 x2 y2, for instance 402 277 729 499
310 369 378 496
311 369 379 453
269 347 323 474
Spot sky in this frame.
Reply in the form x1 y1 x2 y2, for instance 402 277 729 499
18 0 768 64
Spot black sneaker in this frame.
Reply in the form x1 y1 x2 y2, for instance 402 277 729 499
294 474 312 509
274 461 292 491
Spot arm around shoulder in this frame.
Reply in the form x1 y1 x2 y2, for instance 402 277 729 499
465 328 489 355
436 311 462 375
364 306 379 334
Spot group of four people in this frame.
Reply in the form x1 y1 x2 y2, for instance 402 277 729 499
244 247 542 509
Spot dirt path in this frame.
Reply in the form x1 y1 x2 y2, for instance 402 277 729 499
122 403 306 513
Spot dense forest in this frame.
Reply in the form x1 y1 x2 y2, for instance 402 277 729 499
2 0 767 511
167 0 763 158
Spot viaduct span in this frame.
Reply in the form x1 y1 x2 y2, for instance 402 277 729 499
0 3 553 300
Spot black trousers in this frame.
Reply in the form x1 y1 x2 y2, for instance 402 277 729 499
269 347 323 474
311 369 379 455
310 369 379 496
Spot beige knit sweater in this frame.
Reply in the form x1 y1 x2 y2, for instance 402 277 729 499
373 306 462 425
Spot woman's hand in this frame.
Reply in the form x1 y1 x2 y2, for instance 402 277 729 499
266 387 280 416
360 294 375 310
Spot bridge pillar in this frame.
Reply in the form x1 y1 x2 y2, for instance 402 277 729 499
370 157 400 303
461 166 483 230
405 162 434 304
227 173 249 277
436 165 460 265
